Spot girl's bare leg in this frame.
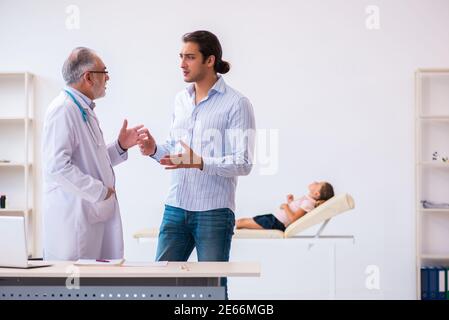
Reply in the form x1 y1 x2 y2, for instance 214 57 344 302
236 218 264 229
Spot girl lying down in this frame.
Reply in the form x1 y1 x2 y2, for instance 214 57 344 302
236 181 334 231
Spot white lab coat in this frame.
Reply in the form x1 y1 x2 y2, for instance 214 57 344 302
42 91 127 261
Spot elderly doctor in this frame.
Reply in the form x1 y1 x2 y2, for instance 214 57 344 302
42 47 144 260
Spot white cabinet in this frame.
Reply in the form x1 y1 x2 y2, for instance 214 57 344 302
0 72 35 256
415 68 449 299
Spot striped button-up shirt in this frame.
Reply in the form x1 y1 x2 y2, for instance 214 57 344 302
151 75 256 212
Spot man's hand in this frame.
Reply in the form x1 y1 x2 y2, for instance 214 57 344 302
280 203 288 210
118 119 145 150
137 128 157 156
287 194 294 203
160 141 203 170
105 187 116 200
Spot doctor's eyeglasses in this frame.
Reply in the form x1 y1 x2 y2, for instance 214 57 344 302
81 69 109 78
87 70 109 75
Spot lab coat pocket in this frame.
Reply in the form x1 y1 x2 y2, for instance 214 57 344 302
88 195 116 224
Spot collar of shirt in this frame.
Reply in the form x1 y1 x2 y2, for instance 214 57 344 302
65 86 96 110
186 74 227 101
305 194 317 203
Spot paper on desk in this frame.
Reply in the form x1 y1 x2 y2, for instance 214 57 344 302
121 261 168 267
74 259 124 266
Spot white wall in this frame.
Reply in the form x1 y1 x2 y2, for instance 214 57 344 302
2 0 449 299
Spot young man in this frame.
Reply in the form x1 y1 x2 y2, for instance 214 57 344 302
138 31 256 299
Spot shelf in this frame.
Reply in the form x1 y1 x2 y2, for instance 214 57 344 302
0 117 32 123
0 208 31 215
0 72 30 76
418 162 449 168
0 71 35 256
420 208 449 213
419 116 449 121
415 68 449 299
417 68 449 74
0 162 32 168
421 254 449 260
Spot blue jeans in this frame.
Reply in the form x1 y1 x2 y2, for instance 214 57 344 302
155 205 235 299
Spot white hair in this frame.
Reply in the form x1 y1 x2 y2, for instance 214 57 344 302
62 47 97 84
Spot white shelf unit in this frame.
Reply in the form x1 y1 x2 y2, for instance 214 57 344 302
0 72 35 256
415 68 449 299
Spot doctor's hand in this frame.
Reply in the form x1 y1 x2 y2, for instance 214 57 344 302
160 141 203 170
118 119 145 150
105 187 116 200
137 128 157 156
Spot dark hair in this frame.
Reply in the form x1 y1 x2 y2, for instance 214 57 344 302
315 182 335 207
182 30 230 74
319 182 335 201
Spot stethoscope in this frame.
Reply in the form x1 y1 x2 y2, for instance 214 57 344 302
64 89 101 147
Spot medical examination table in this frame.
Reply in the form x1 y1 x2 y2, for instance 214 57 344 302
133 193 355 299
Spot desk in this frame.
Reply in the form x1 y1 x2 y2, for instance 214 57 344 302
0 261 260 300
